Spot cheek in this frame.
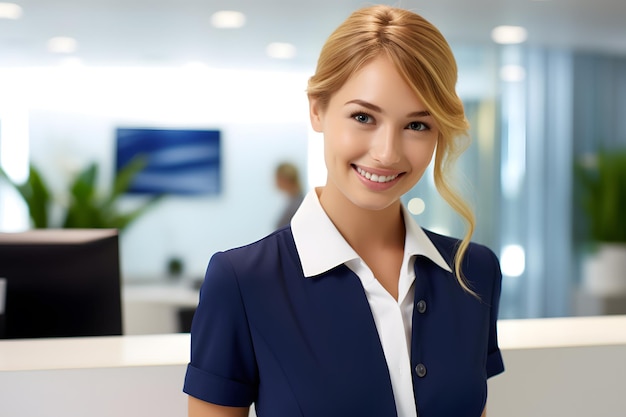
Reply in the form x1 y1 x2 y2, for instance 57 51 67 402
406 137 437 167
322 134 341 170
325 123 368 155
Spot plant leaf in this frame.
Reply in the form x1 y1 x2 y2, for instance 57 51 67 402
101 154 149 212
575 149 626 243
0 165 51 228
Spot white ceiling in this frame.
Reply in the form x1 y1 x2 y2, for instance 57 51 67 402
1 0 626 71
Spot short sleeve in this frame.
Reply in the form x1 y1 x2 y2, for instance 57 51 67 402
486 249 505 378
183 252 258 406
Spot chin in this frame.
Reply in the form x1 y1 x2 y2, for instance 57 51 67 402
347 192 402 212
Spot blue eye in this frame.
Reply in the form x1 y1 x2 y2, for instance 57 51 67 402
352 112 373 124
407 121 428 131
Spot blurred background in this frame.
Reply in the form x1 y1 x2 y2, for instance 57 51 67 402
1 0 625 333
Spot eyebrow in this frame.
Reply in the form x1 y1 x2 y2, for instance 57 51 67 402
345 99 431 118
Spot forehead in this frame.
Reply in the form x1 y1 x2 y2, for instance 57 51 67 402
331 55 427 111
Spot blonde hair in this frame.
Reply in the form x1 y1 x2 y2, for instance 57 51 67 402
275 162 302 192
307 5 476 295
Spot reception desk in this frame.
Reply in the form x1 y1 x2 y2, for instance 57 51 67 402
489 315 626 416
0 334 190 417
1 315 625 417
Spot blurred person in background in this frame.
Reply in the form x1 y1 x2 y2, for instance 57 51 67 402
274 161 304 229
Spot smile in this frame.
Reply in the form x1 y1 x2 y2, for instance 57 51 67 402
356 166 400 183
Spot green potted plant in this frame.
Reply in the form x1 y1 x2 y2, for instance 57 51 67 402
0 155 163 231
575 149 626 295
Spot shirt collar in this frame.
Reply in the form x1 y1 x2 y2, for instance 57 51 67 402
401 200 453 273
291 189 452 278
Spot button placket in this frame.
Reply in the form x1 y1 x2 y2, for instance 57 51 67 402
413 297 427 380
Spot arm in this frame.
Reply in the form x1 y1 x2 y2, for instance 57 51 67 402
481 406 487 417
188 396 249 417
184 253 258 412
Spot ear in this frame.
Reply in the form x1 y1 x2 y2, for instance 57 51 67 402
308 95 324 133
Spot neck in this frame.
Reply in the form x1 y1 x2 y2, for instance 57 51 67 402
317 187 405 252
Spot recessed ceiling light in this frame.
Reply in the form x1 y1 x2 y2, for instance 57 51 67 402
491 25 528 44
0 2 22 19
266 42 297 59
47 36 78 54
210 10 246 29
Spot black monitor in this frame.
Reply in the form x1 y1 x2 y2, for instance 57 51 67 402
0 229 123 339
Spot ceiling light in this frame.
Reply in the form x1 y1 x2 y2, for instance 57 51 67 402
0 2 22 19
47 36 78 54
491 25 528 44
210 10 246 29
266 42 296 59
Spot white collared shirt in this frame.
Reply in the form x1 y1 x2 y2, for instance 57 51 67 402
291 189 452 417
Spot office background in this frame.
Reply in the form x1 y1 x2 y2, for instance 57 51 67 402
1 0 625 323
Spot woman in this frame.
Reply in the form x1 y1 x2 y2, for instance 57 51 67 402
184 5 504 417
274 162 304 229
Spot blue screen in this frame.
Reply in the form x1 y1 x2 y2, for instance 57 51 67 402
116 128 221 195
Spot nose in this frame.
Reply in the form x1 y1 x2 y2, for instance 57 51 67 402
370 127 401 165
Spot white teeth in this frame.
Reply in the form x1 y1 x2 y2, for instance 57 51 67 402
356 167 398 183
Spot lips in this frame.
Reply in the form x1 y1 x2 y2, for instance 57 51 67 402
355 166 400 183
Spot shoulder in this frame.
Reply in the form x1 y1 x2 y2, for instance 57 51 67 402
197 227 300 321
423 228 502 299
219 226 296 260
206 226 299 285
424 228 500 270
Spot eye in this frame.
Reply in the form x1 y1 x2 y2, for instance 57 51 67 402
407 121 429 131
351 112 374 124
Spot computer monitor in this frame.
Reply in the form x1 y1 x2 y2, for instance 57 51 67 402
115 127 222 195
0 229 123 339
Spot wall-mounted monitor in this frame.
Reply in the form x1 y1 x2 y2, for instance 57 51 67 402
0 229 123 339
115 127 221 195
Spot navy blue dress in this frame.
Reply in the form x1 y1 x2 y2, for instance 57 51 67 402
184 227 504 416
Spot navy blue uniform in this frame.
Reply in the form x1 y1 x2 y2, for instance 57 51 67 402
184 227 504 416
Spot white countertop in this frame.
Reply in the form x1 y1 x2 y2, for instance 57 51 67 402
0 333 190 371
497 314 626 349
122 282 200 307
1 315 625 372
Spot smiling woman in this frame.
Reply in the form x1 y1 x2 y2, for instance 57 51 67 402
184 4 503 417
